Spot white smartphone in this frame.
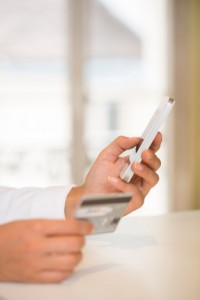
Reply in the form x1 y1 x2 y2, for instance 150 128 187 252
120 97 175 183
74 193 133 234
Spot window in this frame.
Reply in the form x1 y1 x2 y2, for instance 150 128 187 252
0 0 71 187
83 0 170 215
0 0 171 215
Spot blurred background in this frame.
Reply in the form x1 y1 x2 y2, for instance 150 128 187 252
0 0 199 215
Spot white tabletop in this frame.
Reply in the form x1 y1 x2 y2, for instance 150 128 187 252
0 210 200 300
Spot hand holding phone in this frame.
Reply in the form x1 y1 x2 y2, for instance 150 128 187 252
120 97 175 183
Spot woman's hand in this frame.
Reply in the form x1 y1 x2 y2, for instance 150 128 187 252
66 133 162 216
0 219 92 283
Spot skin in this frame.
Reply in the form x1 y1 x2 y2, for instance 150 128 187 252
65 133 162 217
0 133 161 283
0 219 92 283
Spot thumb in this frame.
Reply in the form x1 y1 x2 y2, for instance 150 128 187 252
100 136 140 162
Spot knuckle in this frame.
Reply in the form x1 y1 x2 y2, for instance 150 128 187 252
79 236 86 247
156 173 160 182
76 252 83 265
138 193 145 208
68 253 82 267
58 271 73 282
60 271 73 281
116 135 124 140
116 135 125 143
153 173 159 185
72 236 85 250
157 158 161 169
127 189 144 212
31 220 43 233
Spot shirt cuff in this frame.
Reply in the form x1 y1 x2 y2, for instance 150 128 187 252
31 185 74 219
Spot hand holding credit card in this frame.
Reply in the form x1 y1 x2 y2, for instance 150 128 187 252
74 193 132 234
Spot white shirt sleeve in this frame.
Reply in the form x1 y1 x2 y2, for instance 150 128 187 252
0 185 74 224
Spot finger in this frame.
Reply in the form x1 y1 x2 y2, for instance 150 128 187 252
141 150 161 172
132 162 159 194
107 176 144 214
37 270 73 283
43 236 85 254
42 253 82 271
99 136 140 162
149 132 162 152
36 219 93 236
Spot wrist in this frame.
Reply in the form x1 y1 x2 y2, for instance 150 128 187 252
64 185 86 218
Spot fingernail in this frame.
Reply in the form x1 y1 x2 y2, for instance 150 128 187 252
108 176 118 183
134 162 143 170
